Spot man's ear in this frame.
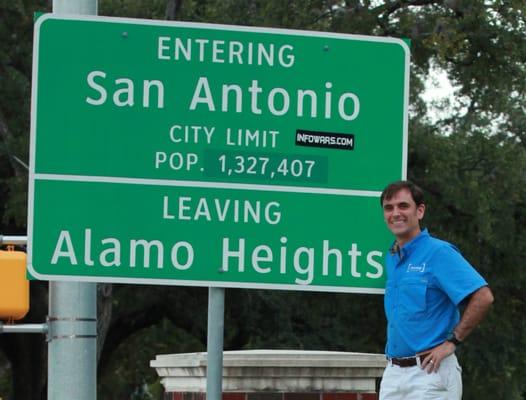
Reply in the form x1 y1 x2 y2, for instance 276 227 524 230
417 203 426 220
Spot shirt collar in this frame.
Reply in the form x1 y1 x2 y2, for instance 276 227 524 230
389 228 430 258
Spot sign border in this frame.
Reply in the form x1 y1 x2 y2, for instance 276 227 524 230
28 14 409 293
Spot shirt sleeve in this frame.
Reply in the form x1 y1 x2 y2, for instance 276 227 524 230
431 244 488 305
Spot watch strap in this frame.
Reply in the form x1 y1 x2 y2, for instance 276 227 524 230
446 331 462 346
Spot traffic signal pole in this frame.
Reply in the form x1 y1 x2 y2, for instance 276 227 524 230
0 235 27 246
47 2 98 400
48 281 97 399
0 322 47 334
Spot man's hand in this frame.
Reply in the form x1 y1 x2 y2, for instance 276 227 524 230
419 341 456 373
420 286 494 374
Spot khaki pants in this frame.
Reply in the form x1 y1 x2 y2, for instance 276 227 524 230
380 353 462 400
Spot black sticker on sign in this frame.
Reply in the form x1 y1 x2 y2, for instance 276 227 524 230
295 129 354 150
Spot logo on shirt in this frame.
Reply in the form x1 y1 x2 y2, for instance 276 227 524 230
407 262 426 273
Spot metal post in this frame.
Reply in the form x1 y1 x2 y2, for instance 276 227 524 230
48 283 97 399
0 235 28 246
0 322 48 334
206 287 225 400
47 2 98 400
52 0 97 14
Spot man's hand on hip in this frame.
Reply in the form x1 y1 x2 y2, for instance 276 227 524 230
419 341 456 373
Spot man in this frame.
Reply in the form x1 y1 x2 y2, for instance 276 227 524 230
379 180 494 400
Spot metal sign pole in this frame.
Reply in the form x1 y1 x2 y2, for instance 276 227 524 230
206 287 225 400
47 2 98 400
47 282 97 399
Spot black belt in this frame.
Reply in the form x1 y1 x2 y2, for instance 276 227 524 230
389 352 430 368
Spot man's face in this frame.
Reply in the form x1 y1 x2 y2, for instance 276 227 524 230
382 188 425 245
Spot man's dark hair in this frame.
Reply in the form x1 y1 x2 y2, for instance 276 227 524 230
380 180 425 206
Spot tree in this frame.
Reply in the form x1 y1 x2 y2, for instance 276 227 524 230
1 2 51 399
410 127 526 399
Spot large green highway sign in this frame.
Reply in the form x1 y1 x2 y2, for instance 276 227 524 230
29 15 409 293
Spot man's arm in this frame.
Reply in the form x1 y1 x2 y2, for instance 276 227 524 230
454 285 494 341
421 285 494 373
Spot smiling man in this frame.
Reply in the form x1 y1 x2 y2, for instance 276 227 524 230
379 180 494 400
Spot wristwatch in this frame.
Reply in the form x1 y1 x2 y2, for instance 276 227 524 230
446 331 462 346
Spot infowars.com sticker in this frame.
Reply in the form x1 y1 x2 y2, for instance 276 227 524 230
295 129 355 150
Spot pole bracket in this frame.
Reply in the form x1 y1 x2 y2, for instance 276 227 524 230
46 316 97 342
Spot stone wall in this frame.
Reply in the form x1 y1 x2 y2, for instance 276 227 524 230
151 350 386 400
164 393 378 399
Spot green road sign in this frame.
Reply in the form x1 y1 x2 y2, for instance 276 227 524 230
29 14 409 293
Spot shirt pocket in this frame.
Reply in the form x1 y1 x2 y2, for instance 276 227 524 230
399 278 427 319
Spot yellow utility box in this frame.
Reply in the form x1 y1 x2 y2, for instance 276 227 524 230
0 250 29 320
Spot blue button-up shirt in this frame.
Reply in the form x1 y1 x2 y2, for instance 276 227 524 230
384 229 487 357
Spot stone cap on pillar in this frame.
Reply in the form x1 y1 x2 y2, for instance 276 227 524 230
151 350 387 393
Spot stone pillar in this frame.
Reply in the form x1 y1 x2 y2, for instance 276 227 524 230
151 350 386 400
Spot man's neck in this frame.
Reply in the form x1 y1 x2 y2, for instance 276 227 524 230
396 227 422 248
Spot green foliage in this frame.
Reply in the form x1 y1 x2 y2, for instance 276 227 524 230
409 128 526 399
101 0 167 19
0 1 46 230
0 351 14 399
99 318 203 400
224 289 385 353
